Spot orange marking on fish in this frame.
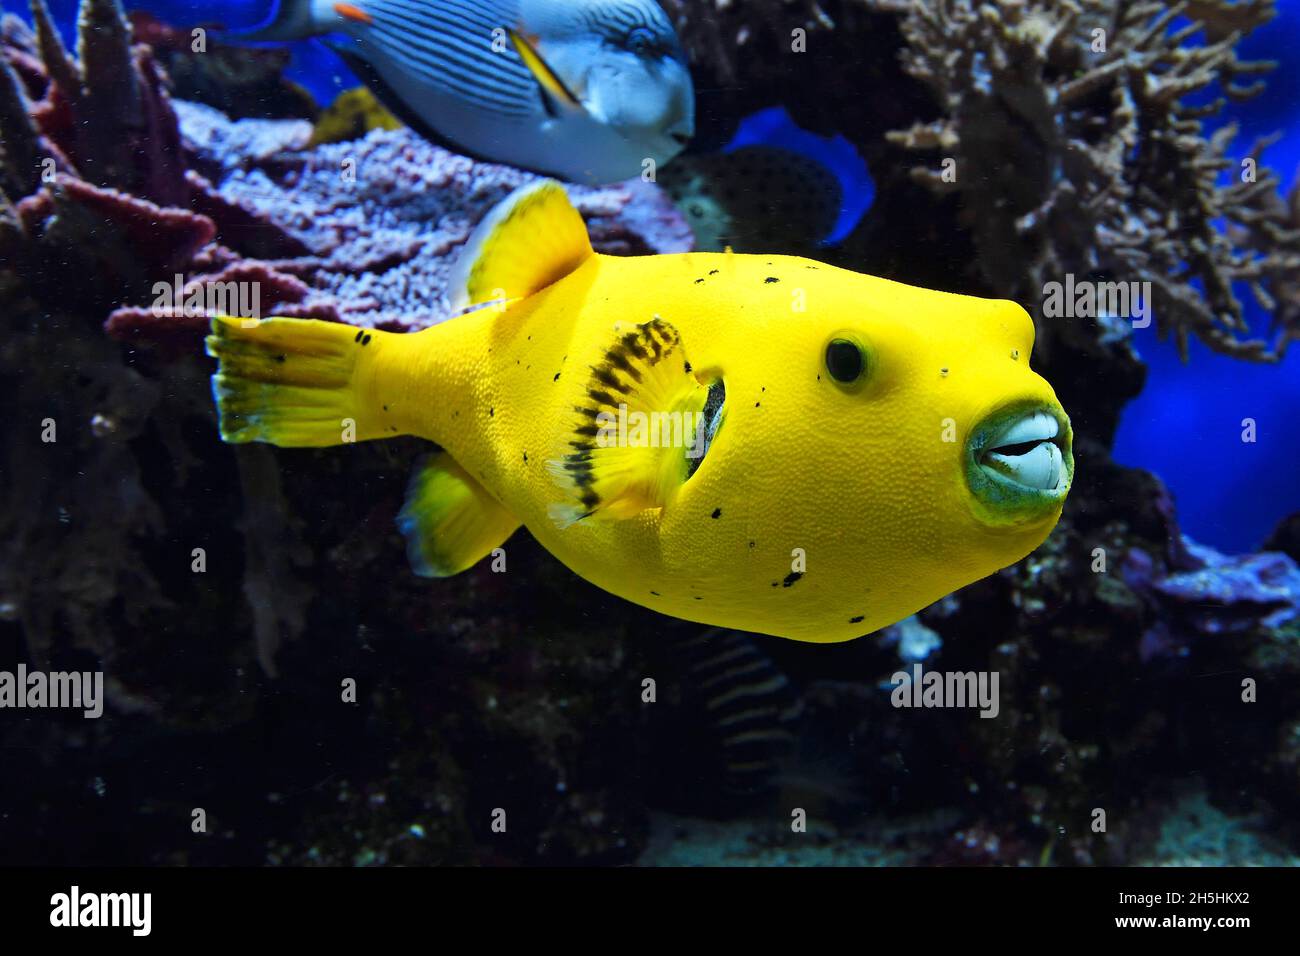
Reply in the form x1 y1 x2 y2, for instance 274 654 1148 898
333 3 372 25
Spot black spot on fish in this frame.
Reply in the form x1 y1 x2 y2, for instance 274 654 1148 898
361 333 372 345
754 401 760 407
711 507 722 519
748 541 755 549
709 269 719 275
849 615 865 624
489 407 494 417
650 590 661 596
354 330 364 343
274 353 286 363
382 404 389 412
694 278 704 284
684 360 692 374
693 595 703 600
764 277 779 284
782 571 803 588
523 451 528 463
553 372 561 382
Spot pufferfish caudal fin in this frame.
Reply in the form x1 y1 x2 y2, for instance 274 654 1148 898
547 316 720 529
448 179 593 313
398 452 521 578
206 315 394 447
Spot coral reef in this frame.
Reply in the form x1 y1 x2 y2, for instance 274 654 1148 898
1 1 691 355
127 11 318 122
0 0 689 865
664 0 910 145
884 0 1300 363
164 101 691 334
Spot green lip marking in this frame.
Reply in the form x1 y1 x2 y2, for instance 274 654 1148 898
965 401 1074 526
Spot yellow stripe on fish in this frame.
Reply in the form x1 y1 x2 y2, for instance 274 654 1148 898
206 180 1074 643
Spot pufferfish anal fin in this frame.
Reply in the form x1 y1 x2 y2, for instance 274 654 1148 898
398 452 522 578
448 180 593 313
547 317 710 529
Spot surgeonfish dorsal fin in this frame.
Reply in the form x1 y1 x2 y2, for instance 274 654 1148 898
546 317 714 529
448 180 593 313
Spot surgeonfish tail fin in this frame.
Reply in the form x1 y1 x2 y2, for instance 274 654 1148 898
206 315 393 447
240 0 336 42
448 179 593 313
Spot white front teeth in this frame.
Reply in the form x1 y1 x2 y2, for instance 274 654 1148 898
986 441 1064 491
981 411 1066 492
990 411 1058 448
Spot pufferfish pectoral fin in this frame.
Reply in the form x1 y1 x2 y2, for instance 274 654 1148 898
547 317 711 529
398 452 521 578
448 179 593 313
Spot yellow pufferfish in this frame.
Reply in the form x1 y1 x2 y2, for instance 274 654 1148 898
207 180 1074 643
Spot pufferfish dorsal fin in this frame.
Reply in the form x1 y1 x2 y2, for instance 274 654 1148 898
448 180 593 313
398 452 521 577
547 317 712 529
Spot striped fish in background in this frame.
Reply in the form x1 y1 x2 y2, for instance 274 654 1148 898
677 629 805 799
243 0 695 184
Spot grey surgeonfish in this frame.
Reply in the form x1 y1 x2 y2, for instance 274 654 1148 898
243 0 695 184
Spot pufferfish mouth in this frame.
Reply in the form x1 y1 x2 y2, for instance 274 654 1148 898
979 410 1067 492
966 404 1073 521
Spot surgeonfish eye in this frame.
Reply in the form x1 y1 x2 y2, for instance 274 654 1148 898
624 26 658 56
825 337 868 386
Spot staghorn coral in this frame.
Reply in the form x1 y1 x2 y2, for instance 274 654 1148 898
884 0 1300 362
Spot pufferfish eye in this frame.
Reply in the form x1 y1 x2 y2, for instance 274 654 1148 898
825 337 868 386
624 27 657 55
